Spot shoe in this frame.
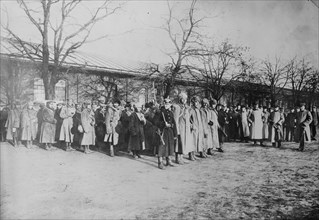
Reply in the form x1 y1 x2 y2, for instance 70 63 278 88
217 148 224 153
137 154 142 159
158 163 165 169
133 155 138 159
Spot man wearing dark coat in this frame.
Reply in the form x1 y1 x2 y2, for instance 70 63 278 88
217 104 227 150
285 108 296 142
153 98 177 169
296 103 313 151
128 103 146 158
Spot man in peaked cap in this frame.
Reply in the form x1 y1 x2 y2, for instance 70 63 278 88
295 102 313 151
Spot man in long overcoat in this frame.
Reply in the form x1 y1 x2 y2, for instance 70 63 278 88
5 102 21 147
81 102 96 154
296 103 313 151
189 96 205 159
39 101 57 150
20 101 38 148
249 103 264 146
171 92 193 164
285 108 296 142
201 98 212 157
154 98 177 169
128 103 146 158
268 106 285 148
59 101 76 151
209 99 222 153
104 100 121 157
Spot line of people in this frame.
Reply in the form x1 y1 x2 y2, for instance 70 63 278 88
0 93 318 170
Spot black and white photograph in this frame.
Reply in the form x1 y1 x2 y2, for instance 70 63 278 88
0 0 318 219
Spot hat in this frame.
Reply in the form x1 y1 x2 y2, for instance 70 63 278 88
191 96 201 103
202 98 209 104
178 92 188 100
300 102 306 107
210 98 217 105
164 98 172 104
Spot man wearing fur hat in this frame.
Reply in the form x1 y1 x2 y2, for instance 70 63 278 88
189 96 205 159
153 98 177 169
295 103 313 151
172 92 193 164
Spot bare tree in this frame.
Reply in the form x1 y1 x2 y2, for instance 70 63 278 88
161 0 204 98
2 0 120 100
188 40 249 102
287 58 315 104
259 57 290 106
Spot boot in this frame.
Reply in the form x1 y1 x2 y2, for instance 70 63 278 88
110 145 114 157
44 143 50 150
26 141 31 149
260 141 264 147
272 142 276 148
13 138 18 147
202 151 208 158
158 157 165 169
278 141 281 148
166 156 174 167
192 151 197 160
68 142 76 151
177 154 184 165
207 148 212 155
175 154 180 164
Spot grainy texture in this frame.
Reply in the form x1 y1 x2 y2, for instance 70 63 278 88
1 139 318 219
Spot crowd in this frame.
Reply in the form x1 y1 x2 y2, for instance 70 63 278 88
0 92 318 170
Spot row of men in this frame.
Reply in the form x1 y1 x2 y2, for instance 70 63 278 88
1 94 317 169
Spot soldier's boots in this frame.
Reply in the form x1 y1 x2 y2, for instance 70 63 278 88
189 152 195 161
110 145 114 157
158 157 165 170
166 157 174 167
175 154 184 165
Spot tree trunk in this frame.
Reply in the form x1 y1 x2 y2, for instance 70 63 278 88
164 80 172 99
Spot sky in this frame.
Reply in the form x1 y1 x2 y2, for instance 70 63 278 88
1 0 318 68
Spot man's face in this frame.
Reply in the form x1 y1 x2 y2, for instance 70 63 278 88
194 101 200 108
164 102 171 110
300 106 305 111
180 98 187 104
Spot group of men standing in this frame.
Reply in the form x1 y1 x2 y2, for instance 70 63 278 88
1 92 318 170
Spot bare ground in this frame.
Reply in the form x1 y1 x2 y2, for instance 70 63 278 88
1 139 318 220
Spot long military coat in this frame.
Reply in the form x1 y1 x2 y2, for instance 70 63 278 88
249 109 263 140
210 109 220 149
39 107 56 144
295 110 313 142
201 107 213 150
128 112 146 151
190 106 205 152
154 107 177 157
20 108 38 141
59 106 76 143
241 111 250 138
269 111 285 142
5 109 20 140
175 104 194 154
54 108 63 141
104 105 121 145
262 112 270 140
80 108 96 146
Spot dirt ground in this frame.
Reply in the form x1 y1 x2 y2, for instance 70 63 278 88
1 137 319 220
